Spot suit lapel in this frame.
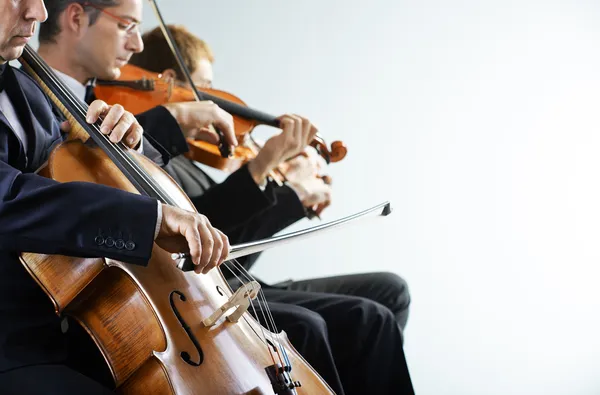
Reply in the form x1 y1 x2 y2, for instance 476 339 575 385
4 66 37 168
0 106 27 168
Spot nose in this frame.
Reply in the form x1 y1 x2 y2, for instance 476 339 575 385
24 0 48 23
126 30 144 54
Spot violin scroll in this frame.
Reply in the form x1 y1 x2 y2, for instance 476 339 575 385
329 140 348 163
310 136 347 164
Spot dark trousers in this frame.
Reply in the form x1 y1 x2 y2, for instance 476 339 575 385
273 271 411 333
248 271 414 395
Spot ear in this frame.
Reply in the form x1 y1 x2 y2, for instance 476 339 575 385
63 3 89 37
161 68 178 81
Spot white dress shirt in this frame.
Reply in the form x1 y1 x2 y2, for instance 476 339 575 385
0 89 28 155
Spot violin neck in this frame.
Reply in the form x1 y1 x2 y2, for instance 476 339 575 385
97 79 155 92
201 91 280 128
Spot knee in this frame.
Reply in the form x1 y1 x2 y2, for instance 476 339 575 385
347 298 399 337
349 297 395 326
286 311 328 347
374 272 411 309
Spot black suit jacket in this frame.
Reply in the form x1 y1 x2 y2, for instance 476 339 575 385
0 65 159 372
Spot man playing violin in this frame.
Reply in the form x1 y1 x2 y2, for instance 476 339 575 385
0 0 232 393
35 1 415 394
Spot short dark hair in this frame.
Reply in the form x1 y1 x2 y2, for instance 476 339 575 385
39 0 119 44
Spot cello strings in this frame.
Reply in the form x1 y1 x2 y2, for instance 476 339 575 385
216 259 280 361
225 258 291 370
25 47 173 205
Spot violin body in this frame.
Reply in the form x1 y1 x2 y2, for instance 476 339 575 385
95 65 261 172
94 64 347 173
21 140 334 394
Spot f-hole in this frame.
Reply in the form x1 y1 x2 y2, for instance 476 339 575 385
169 290 204 366
216 285 224 296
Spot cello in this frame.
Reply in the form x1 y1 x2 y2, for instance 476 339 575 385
18 44 392 394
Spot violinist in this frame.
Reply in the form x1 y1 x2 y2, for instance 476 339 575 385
0 0 231 393
36 1 415 394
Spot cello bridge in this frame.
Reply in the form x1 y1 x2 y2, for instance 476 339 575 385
202 281 261 327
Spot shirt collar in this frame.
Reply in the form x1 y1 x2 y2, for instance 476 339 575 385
52 68 90 102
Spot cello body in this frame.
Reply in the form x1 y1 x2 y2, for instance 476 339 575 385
21 141 334 394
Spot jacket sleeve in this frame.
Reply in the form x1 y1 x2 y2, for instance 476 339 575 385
223 184 307 271
135 106 189 159
190 164 279 233
229 184 307 240
0 161 158 266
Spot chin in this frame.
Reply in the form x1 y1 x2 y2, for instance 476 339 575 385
0 46 25 62
112 68 122 80
98 67 120 81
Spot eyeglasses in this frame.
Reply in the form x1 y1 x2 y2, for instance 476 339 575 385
82 2 141 35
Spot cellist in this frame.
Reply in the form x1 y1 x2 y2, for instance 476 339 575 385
0 0 232 393
33 1 415 394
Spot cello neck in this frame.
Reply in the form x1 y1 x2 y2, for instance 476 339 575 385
18 45 175 205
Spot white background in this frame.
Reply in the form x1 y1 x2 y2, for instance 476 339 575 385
34 0 600 393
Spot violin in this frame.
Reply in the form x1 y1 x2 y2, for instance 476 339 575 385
94 64 348 174
19 44 336 394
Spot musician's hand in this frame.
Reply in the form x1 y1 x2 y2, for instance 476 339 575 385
247 114 318 185
281 154 332 208
86 101 143 149
155 204 230 274
163 101 237 148
279 149 326 183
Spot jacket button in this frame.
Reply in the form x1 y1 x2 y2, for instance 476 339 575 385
94 236 104 246
105 237 115 248
115 239 125 249
125 241 135 251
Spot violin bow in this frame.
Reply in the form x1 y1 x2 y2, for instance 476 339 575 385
146 0 232 158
